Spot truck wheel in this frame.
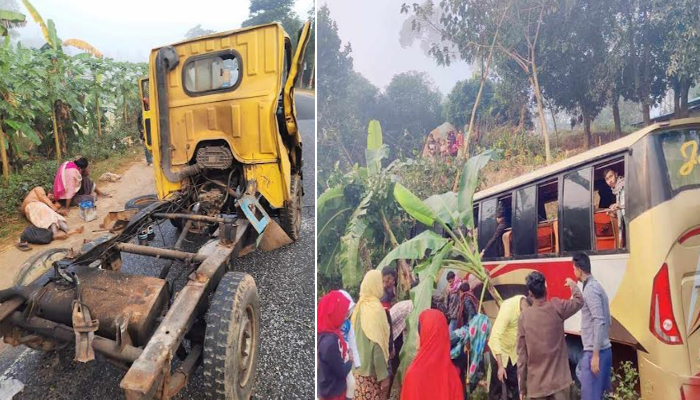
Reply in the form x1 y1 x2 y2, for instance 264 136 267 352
125 194 158 210
279 174 302 241
203 272 260 400
15 248 69 285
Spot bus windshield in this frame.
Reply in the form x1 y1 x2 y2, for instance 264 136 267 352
658 127 700 193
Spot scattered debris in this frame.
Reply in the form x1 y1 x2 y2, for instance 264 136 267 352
0 377 24 399
99 172 122 182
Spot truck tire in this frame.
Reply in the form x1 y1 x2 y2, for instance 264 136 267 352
125 194 158 210
203 272 260 400
15 248 69 285
279 174 302 241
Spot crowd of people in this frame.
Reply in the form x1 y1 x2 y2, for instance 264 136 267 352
15 156 111 251
425 130 464 160
317 253 612 400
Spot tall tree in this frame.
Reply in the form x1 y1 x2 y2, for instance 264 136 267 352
380 71 442 158
184 24 215 39
401 0 555 163
242 0 302 47
661 0 700 118
617 0 669 125
538 0 612 149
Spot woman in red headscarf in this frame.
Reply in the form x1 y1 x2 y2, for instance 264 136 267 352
400 309 463 400
318 291 352 400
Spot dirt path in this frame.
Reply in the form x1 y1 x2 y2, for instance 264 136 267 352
0 159 155 290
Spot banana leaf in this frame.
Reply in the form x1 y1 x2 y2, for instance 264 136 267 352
376 230 449 270
396 243 452 382
64 39 102 58
21 0 48 45
366 119 386 177
458 150 498 229
424 191 460 228
393 182 442 227
339 191 373 288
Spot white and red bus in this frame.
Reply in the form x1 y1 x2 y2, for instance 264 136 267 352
464 118 700 399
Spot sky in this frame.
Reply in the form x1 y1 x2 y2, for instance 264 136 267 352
7 0 314 63
323 0 472 95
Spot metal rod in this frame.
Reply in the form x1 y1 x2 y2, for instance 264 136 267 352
164 344 203 399
174 220 193 250
116 243 207 263
8 312 143 363
153 213 224 224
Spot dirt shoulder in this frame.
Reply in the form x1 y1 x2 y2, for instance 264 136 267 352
0 153 156 290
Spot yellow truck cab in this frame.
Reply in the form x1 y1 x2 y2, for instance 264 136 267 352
141 21 310 240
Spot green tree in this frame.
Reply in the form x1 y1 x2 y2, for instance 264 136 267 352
380 71 442 158
616 0 670 125
401 0 555 163
242 0 302 47
184 24 215 39
443 77 494 132
661 0 700 118
538 0 612 149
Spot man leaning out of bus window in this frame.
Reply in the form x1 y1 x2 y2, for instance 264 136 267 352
573 253 613 400
603 168 625 247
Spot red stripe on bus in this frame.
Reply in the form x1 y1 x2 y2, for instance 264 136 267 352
483 260 577 300
679 227 700 244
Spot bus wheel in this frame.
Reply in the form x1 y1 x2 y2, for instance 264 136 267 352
279 174 302 241
203 272 260 400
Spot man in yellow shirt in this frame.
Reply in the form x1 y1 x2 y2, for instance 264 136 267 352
488 294 529 400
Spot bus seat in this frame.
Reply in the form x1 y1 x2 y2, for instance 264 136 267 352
537 223 554 254
594 212 616 250
503 229 512 257
553 220 559 253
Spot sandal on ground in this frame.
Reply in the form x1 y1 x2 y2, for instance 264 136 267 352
15 241 32 252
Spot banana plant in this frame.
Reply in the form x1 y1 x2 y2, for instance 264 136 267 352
377 149 503 381
317 120 410 290
0 9 26 38
22 0 101 159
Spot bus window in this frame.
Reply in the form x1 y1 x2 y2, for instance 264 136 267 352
594 159 625 250
562 167 593 252
480 196 512 259
513 185 536 256
536 180 558 254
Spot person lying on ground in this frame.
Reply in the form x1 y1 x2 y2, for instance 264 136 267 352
517 272 583 400
16 187 84 250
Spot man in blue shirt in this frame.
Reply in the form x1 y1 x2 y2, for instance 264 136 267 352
573 252 612 400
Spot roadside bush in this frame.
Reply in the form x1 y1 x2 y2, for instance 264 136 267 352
607 361 641 400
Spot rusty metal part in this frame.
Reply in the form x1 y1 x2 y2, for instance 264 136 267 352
101 209 139 233
163 344 203 399
115 313 133 352
219 215 238 246
71 300 99 363
7 312 142 362
174 220 193 250
120 220 251 400
35 266 169 346
115 243 207 263
153 213 225 224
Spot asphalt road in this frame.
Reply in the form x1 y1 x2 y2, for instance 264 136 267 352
0 93 316 400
